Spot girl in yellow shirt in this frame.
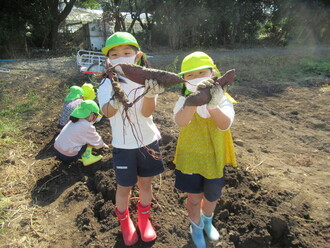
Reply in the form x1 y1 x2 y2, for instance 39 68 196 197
173 52 237 248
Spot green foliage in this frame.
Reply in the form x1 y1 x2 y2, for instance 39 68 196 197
264 0 330 45
162 56 179 73
162 57 182 91
1 0 329 55
300 59 330 76
75 0 102 9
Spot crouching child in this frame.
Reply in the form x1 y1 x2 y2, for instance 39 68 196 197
54 100 108 166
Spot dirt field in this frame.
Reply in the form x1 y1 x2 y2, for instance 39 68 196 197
0 47 329 248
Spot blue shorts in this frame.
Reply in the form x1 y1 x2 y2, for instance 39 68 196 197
112 141 165 187
174 170 225 202
54 144 87 163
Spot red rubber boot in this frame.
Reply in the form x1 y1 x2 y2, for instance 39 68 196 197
137 201 157 242
115 208 138 246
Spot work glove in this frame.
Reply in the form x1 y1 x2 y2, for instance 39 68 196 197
144 79 165 98
206 84 224 110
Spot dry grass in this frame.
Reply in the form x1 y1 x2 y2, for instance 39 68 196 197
0 123 43 246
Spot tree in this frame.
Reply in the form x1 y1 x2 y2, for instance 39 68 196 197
44 0 77 50
263 0 330 45
102 0 126 32
0 0 103 56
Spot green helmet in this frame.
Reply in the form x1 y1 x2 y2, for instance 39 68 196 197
71 100 100 119
178 52 217 76
64 86 84 102
101 32 140 56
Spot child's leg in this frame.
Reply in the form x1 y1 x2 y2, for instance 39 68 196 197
201 198 217 216
200 198 220 241
187 193 203 225
115 184 138 246
187 193 206 248
137 176 156 242
200 177 225 242
137 176 153 206
116 184 132 212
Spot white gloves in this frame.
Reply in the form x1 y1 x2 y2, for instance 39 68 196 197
144 79 165 98
207 85 224 109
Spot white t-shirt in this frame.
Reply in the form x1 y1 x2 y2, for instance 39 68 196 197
173 95 235 130
97 77 161 149
54 119 105 156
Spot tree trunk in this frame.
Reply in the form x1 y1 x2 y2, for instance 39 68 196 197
50 21 59 51
46 0 76 51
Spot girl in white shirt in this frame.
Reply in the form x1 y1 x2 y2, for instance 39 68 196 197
97 32 164 246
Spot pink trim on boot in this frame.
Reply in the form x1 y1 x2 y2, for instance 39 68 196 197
137 201 157 242
115 208 138 246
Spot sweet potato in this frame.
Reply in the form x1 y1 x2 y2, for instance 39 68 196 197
215 69 236 87
110 63 186 87
184 69 236 107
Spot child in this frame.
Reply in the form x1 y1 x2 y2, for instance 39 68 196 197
173 52 237 248
54 100 108 166
81 83 96 101
81 83 102 122
58 85 84 129
97 32 164 246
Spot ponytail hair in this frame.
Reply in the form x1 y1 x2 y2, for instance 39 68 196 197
129 45 151 68
69 116 79 123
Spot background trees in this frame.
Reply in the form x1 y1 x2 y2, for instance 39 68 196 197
0 0 329 56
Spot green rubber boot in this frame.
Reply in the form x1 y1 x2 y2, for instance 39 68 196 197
81 146 102 166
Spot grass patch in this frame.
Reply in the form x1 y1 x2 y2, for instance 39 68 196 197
0 91 39 117
0 118 18 137
299 58 330 76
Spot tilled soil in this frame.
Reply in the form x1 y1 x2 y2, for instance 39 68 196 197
0 47 329 247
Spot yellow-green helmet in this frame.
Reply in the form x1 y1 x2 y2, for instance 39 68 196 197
178 51 217 76
81 83 96 100
71 100 100 118
101 32 140 56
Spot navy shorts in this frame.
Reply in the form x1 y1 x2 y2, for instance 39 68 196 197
54 144 87 163
112 141 165 187
174 170 225 202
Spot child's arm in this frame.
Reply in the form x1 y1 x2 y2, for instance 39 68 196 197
142 97 156 117
141 79 164 117
85 124 107 149
207 108 231 130
207 85 233 130
97 79 119 118
101 100 119 118
174 105 197 127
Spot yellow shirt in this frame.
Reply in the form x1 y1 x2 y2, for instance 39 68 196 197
174 113 237 179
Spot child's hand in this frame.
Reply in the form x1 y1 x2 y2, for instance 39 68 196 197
144 79 165 98
197 78 214 88
207 85 224 110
